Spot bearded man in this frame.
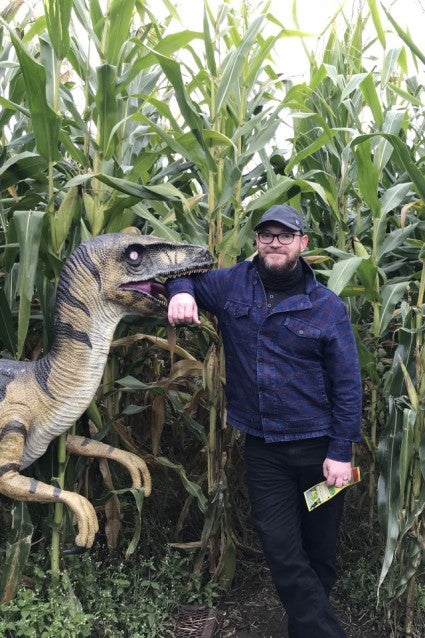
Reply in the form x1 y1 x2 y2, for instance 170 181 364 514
167 204 362 638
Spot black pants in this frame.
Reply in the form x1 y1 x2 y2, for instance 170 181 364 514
244 434 346 638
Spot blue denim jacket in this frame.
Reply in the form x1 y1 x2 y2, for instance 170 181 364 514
167 258 362 462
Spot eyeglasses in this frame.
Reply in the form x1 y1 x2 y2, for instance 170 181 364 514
256 231 302 245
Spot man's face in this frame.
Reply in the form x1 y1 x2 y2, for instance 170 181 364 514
255 223 309 274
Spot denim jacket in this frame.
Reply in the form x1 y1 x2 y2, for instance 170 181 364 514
167 258 362 462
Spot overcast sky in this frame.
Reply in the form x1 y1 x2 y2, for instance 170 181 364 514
169 0 425 78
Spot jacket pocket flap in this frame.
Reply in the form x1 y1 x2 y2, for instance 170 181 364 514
284 317 322 339
224 300 250 318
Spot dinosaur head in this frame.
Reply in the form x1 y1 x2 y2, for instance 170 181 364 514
74 233 213 318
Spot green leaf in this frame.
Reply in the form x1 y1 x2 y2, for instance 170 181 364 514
377 400 402 592
0 288 17 356
215 15 265 115
104 0 136 65
0 152 47 190
352 138 381 218
0 503 33 603
399 408 416 508
156 456 207 512
355 257 380 301
13 209 46 358
95 64 118 161
360 73 383 129
149 48 215 171
285 129 338 175
377 224 417 263
380 182 413 216
9 30 61 161
366 0 386 47
43 0 72 59
381 4 425 65
353 133 425 201
379 282 409 336
327 256 364 296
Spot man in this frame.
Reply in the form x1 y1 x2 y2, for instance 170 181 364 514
167 204 362 638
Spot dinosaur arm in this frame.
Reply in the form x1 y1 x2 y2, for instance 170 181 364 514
66 435 152 496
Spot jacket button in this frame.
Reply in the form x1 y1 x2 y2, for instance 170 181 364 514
299 329 304 335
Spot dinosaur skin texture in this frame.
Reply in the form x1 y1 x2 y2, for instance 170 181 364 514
0 233 213 552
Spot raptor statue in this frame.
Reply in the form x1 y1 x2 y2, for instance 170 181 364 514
0 232 212 551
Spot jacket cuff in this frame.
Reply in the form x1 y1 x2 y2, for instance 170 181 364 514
326 439 353 462
166 277 194 300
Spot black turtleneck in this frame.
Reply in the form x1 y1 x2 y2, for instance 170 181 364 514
256 257 306 311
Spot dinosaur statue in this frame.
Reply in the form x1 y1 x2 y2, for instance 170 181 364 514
0 232 212 552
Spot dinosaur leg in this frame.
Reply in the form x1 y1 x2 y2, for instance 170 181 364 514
66 435 152 496
0 470 99 549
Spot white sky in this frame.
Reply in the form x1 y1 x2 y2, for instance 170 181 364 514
169 0 425 78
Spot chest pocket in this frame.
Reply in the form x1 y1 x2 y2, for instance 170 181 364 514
224 300 250 318
284 316 322 339
222 300 251 338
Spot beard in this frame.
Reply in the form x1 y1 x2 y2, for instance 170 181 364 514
259 253 299 275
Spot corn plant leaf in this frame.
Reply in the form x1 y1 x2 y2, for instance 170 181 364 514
156 457 207 512
0 503 33 604
0 288 16 356
355 257 380 301
0 152 47 191
360 73 383 128
285 129 338 175
151 395 166 456
149 48 215 170
399 408 416 509
380 182 413 216
327 256 364 296
14 209 45 358
374 110 405 174
95 64 118 161
43 0 72 59
379 282 409 336
9 30 61 162
203 5 216 76
366 0 386 47
214 15 264 115
376 224 418 263
353 133 425 201
352 138 381 218
381 4 425 65
420 433 425 480
112 487 145 559
377 400 403 592
104 0 136 65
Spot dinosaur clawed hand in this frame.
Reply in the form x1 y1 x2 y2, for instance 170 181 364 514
66 435 152 495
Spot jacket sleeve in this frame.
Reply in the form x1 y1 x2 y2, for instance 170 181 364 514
324 301 363 462
166 269 230 315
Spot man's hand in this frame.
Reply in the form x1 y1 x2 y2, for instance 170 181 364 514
168 293 200 326
323 458 352 488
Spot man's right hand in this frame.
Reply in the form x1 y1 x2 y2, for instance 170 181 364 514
168 293 201 326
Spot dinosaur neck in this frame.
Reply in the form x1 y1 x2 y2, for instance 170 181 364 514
36 251 125 423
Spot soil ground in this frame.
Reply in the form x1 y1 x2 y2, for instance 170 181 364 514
214 561 385 638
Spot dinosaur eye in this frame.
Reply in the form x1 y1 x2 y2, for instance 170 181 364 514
123 244 143 267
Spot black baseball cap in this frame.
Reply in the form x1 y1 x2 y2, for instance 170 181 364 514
254 205 305 233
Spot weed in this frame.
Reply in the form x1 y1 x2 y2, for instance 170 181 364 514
0 549 219 637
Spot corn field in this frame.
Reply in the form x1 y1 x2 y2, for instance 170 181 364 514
0 0 424 636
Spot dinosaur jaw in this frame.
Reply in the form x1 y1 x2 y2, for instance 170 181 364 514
119 280 167 307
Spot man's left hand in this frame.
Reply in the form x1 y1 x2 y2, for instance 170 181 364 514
323 458 352 488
